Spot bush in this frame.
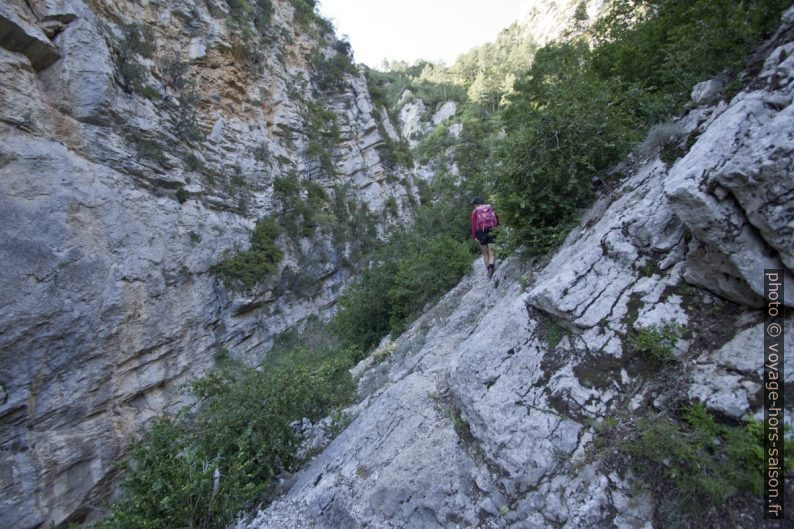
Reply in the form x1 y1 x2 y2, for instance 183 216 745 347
134 137 167 165
175 187 189 204
184 152 205 172
302 100 339 175
590 0 791 104
414 123 454 165
494 0 791 254
386 234 472 336
311 44 357 93
620 402 793 525
210 217 282 290
628 320 684 362
94 350 354 529
175 91 203 142
116 24 158 97
253 142 270 163
273 173 326 239
332 176 477 352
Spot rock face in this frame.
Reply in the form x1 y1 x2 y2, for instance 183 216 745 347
237 12 794 529
0 1 61 70
0 1 410 527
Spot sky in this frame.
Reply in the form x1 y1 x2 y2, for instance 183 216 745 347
316 0 536 68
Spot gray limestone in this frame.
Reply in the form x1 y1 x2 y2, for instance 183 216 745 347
0 0 412 526
0 1 60 71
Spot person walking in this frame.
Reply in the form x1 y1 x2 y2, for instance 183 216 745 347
470 196 499 278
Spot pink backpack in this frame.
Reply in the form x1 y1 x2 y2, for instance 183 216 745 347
475 204 498 230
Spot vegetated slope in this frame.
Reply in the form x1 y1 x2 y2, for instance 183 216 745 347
0 0 412 527
237 6 794 529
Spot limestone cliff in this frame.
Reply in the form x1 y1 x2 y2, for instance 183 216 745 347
0 1 409 527
237 9 794 529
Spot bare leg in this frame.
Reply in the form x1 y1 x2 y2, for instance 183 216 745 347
483 244 495 267
480 244 489 267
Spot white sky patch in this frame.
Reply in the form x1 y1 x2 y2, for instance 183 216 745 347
317 0 536 67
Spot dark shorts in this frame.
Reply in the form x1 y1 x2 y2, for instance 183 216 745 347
475 228 496 246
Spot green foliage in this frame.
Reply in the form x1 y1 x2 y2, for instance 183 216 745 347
621 403 793 523
290 0 319 26
226 0 274 33
364 63 467 114
302 100 339 175
544 319 571 349
495 41 649 254
134 137 166 165
210 217 283 290
414 123 454 165
223 0 273 70
174 91 203 142
493 0 789 254
116 24 159 98
590 0 790 104
332 174 477 352
175 187 189 204
310 41 357 93
253 142 270 163
272 173 328 239
385 234 471 337
184 152 205 172
162 57 188 90
447 21 539 108
385 196 399 218
329 185 379 258
628 320 684 362
94 349 354 529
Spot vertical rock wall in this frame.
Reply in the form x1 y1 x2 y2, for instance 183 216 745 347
0 1 409 526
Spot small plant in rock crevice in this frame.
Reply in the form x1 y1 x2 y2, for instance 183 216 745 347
628 320 684 362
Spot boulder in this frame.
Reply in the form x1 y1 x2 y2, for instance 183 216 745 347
690 78 724 105
0 2 60 71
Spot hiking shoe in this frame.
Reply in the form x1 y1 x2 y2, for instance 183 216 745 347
487 264 495 278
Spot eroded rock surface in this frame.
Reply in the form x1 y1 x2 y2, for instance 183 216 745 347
0 1 410 527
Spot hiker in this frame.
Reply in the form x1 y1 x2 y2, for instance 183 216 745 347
470 197 499 278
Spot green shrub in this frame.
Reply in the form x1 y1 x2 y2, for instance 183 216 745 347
310 42 357 93
134 137 166 165
175 187 189 204
590 0 791 104
414 123 453 165
210 217 282 290
175 91 203 142
290 0 326 28
162 57 187 89
116 24 158 97
272 173 325 239
494 0 791 254
621 402 793 524
225 0 273 33
628 320 684 362
302 100 339 176
494 40 650 254
253 142 270 163
332 177 476 352
385 196 399 218
386 234 471 336
184 152 205 172
93 350 354 529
